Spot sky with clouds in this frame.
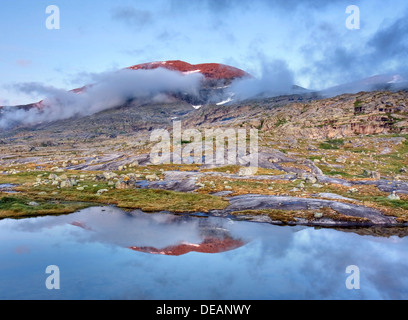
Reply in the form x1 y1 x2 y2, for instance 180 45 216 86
0 0 407 105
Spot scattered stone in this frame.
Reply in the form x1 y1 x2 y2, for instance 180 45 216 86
115 180 129 189
335 156 347 164
28 201 39 207
387 191 400 201
296 172 307 180
347 188 359 194
76 187 84 191
60 180 72 188
129 161 139 168
312 183 323 188
238 167 258 176
305 175 317 184
370 171 381 180
102 172 118 180
146 174 159 181
314 212 323 219
362 169 380 179
96 189 109 196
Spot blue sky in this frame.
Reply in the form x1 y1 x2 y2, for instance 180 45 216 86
1 0 408 105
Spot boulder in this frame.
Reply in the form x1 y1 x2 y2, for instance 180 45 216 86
238 167 258 176
28 201 39 207
60 180 73 188
96 189 109 196
48 174 58 180
146 174 160 181
387 191 400 201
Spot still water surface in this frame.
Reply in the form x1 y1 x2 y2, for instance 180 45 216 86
0 206 407 300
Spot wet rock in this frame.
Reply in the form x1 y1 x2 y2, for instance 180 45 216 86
214 194 397 226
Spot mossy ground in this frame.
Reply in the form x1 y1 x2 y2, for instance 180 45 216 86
0 167 228 218
1 133 408 223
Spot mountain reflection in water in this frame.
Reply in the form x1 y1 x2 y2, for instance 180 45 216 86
0 206 407 300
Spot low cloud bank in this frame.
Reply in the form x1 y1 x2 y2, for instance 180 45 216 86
227 59 296 101
0 68 203 129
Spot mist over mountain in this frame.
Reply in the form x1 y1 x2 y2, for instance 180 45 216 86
1 59 408 131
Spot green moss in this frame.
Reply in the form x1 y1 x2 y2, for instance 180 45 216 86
275 118 288 127
0 196 93 219
319 139 345 150
371 196 408 210
354 99 363 107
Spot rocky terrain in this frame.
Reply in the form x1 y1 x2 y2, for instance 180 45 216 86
1 62 408 234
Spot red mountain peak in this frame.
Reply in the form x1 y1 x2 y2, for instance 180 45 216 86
127 60 250 80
